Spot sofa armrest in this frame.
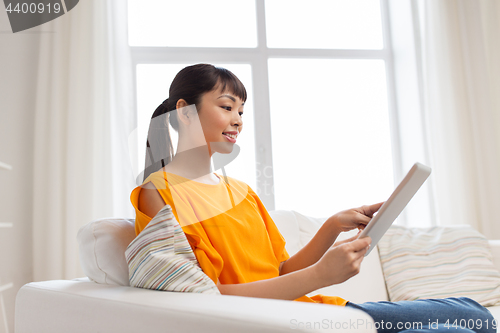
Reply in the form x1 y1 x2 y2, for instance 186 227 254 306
488 240 500 272
16 279 376 333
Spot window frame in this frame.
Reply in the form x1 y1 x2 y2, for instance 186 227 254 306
129 0 407 220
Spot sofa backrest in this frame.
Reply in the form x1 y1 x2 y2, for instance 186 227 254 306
76 210 390 302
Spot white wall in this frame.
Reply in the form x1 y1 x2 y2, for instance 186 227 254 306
0 10 39 331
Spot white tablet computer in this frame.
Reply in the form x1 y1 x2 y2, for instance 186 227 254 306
357 162 432 256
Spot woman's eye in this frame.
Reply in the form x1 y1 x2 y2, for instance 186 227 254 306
221 106 231 111
239 112 244 117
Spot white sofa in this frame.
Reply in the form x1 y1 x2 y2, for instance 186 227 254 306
15 210 500 333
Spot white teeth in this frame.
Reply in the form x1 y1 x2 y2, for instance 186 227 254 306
223 133 236 139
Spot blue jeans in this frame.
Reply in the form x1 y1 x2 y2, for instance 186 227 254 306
345 297 496 333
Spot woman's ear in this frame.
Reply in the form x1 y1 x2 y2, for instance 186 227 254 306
176 98 188 110
175 99 191 126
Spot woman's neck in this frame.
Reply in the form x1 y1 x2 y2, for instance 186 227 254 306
164 145 214 180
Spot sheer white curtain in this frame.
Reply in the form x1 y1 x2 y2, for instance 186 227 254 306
414 0 500 237
33 0 136 281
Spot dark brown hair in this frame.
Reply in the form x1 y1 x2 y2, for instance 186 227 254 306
140 63 247 183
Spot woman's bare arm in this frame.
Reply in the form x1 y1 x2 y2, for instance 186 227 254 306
138 182 167 218
279 219 341 276
218 238 370 300
280 202 383 276
217 265 324 300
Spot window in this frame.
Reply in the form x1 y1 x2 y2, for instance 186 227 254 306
128 0 416 223
265 0 383 49
267 58 393 217
128 0 257 48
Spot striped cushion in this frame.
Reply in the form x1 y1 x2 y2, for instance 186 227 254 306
125 204 220 294
378 225 500 306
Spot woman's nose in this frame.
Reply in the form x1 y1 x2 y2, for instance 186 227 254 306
233 113 243 127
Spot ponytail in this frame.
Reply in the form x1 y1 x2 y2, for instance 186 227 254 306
140 98 175 184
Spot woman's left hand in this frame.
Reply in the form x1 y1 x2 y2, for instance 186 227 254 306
327 201 385 234
331 229 363 247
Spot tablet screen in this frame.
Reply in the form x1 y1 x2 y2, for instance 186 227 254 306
357 162 431 256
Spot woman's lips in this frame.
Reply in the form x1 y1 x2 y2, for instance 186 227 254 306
222 133 236 143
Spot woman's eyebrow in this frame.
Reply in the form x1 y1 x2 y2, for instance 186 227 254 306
217 94 236 102
217 94 245 106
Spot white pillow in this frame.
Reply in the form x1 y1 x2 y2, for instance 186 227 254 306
77 217 136 286
378 224 500 306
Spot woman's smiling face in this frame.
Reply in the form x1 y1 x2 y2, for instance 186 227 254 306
197 86 245 155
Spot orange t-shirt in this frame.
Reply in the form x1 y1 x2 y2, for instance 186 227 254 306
130 169 347 306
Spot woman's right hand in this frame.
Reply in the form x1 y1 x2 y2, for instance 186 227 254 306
312 236 371 287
